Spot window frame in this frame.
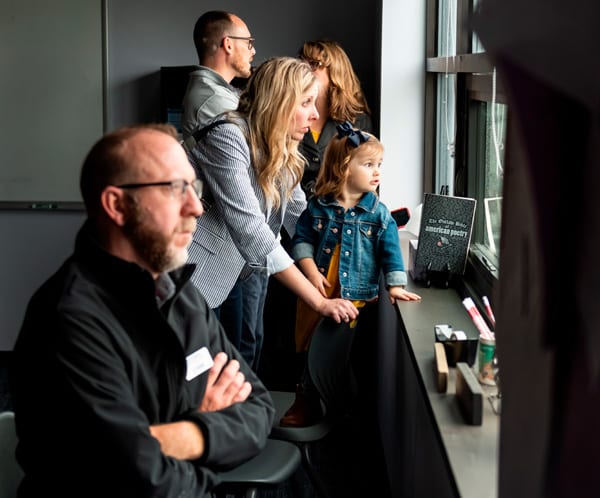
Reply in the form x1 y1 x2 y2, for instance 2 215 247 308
424 0 505 313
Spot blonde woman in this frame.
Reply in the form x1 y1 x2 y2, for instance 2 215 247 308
187 57 358 370
298 40 373 198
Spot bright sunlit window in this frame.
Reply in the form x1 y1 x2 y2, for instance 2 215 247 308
426 0 507 299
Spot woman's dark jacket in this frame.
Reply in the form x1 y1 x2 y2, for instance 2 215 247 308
299 113 373 199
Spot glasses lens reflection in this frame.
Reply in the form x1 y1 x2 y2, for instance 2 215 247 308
175 179 203 199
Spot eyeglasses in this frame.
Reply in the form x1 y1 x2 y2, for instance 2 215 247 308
117 179 203 200
225 35 255 50
302 58 324 71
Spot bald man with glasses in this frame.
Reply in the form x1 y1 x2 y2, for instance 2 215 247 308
181 10 256 141
10 124 274 498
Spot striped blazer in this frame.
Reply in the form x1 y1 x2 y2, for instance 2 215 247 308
187 117 307 308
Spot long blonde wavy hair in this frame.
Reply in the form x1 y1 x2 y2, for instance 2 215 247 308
298 40 371 122
236 57 316 209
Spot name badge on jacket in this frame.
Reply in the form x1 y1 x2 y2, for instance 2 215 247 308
186 347 214 381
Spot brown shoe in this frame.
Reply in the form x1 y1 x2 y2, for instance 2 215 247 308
279 385 323 427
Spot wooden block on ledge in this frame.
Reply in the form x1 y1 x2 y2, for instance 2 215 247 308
455 362 483 425
433 342 449 393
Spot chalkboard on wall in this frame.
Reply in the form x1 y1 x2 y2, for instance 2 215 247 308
0 0 105 209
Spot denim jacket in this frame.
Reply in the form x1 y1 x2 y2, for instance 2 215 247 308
292 192 407 301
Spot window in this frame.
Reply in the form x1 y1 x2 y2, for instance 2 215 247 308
425 0 507 307
468 97 505 272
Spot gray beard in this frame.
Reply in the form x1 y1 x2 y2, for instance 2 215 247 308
122 200 186 274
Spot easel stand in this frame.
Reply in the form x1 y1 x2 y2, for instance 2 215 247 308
424 262 452 289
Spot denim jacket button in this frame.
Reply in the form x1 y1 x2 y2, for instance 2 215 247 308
342 272 348 277
332 228 338 233
319 267 325 273
344 251 350 256
346 229 352 234
351 211 356 216
324 248 331 254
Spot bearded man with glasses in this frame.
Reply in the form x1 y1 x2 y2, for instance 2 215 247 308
10 123 274 498
181 10 256 140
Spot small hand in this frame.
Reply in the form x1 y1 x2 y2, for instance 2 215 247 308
309 273 332 298
199 352 252 412
388 287 422 305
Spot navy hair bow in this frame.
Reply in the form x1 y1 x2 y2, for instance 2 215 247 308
336 121 370 147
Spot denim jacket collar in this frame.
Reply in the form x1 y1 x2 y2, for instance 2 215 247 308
316 191 380 213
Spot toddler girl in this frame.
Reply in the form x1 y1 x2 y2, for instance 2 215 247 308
280 121 421 427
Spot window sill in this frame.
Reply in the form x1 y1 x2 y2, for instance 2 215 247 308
395 276 500 498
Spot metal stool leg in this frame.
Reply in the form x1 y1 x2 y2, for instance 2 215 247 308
300 442 330 498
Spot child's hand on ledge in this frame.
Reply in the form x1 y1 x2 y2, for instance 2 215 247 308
388 286 422 305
